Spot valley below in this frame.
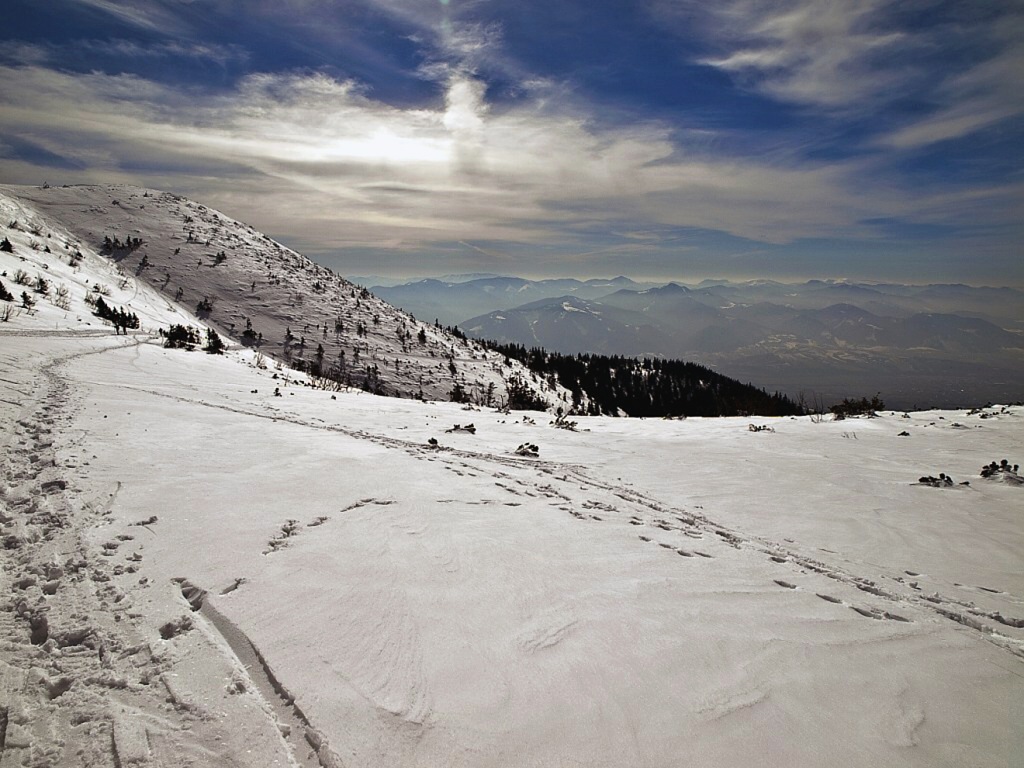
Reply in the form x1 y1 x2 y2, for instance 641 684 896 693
374 276 1024 410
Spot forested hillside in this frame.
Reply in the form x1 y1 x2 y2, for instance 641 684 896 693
486 342 802 417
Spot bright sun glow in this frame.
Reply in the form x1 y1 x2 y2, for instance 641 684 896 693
322 130 450 165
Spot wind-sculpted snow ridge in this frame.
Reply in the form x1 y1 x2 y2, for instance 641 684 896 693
0 183 568 409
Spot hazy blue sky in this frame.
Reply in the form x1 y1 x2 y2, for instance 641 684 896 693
1 0 1021 283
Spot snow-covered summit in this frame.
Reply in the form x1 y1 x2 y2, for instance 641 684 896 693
0 183 566 408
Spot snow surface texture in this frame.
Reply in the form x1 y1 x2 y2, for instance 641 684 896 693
1 187 1022 767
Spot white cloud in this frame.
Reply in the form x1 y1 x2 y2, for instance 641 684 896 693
655 0 1024 149
0 61 1017 266
1 37 249 68
1 43 52 66
90 39 250 65
878 26 1024 149
658 0 908 108
66 0 192 32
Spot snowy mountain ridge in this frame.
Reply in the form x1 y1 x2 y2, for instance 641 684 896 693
0 183 568 409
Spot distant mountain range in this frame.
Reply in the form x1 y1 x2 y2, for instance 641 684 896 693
0 184 800 417
7 183 1013 412
349 272 509 288
372 276 659 326
370 275 1024 409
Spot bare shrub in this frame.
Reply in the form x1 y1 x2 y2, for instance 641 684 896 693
52 283 71 310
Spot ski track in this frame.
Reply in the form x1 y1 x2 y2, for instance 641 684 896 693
0 338 300 768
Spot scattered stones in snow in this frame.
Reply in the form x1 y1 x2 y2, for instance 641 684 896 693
980 459 1022 484
515 442 540 458
445 423 476 434
748 423 774 433
898 431 910 436
917 473 962 488
426 437 440 449
158 615 193 640
970 406 1014 419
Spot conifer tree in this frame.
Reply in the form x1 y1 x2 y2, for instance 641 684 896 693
204 328 226 354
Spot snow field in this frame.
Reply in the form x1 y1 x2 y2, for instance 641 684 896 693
46 337 1024 768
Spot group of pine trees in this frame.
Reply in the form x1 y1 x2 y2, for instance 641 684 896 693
163 324 201 349
484 342 801 417
101 234 144 254
161 324 224 353
92 296 140 334
830 394 885 419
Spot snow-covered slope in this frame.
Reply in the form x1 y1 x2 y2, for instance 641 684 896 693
0 188 199 333
2 326 1022 767
1 186 1022 768
0 183 566 408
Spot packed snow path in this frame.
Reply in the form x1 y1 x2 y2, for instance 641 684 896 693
0 332 297 767
2 331 1022 767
